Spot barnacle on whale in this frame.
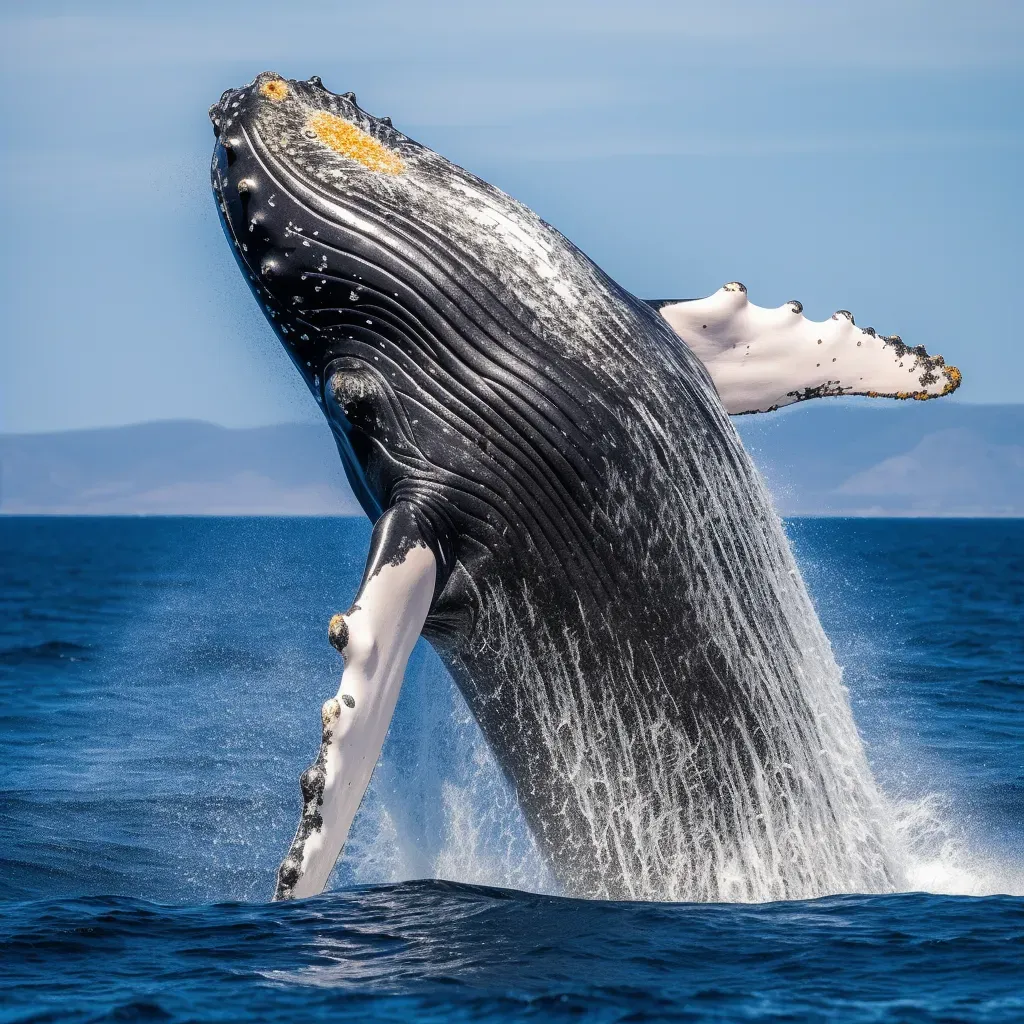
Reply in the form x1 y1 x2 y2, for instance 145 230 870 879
260 78 288 102
328 613 349 653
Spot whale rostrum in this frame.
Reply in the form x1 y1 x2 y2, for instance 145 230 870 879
209 73 960 902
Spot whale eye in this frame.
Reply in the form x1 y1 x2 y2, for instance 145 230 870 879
260 79 289 102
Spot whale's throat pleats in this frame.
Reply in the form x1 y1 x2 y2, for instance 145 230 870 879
444 377 903 902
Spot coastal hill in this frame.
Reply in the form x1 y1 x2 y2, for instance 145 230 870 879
736 402 1023 517
0 421 357 516
1 403 1021 517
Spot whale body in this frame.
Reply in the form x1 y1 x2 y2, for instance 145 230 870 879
209 74 959 901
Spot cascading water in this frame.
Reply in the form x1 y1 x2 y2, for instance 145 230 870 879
463 571 902 902
338 422 913 903
335 644 553 894
423 342 913 901
339 566 1020 904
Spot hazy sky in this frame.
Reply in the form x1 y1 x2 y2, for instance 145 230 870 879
1 1 1021 433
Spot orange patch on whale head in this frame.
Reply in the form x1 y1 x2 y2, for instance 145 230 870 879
308 111 404 175
260 79 289 101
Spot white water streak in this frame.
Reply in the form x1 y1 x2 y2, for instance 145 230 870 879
336 446 1022 903
335 648 553 893
339 639 1023 901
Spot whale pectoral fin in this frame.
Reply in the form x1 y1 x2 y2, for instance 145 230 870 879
274 503 437 900
649 285 961 415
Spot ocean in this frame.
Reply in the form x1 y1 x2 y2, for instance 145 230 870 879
1 517 1021 1022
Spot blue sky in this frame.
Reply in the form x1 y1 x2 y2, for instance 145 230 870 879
1 1 1021 433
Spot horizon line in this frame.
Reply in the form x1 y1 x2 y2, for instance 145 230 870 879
4 399 1022 439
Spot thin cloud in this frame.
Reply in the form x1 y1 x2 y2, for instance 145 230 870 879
3 1 1022 72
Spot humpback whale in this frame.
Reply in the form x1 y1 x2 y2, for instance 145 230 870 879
208 73 960 902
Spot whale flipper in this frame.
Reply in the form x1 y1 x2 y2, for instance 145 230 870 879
650 284 961 415
273 503 437 899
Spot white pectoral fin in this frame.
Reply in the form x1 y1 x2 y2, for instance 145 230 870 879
274 505 437 900
653 283 961 415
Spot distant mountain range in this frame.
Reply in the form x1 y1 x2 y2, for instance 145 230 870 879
1 403 1022 516
0 421 358 516
736 402 1023 516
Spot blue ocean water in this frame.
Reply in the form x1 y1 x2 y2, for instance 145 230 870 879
1 517 1021 1022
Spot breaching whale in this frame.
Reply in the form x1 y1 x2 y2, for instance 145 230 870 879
209 73 960 902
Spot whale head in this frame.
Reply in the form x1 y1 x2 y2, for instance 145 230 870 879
210 72 613 534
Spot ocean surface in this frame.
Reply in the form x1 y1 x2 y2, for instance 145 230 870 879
1 516 1021 1022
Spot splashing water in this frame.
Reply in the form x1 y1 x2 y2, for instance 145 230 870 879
335 646 554 894
339 640 1022 901
40 512 1006 906
891 794 1024 897
337 475 1023 905
2 515 1019 918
